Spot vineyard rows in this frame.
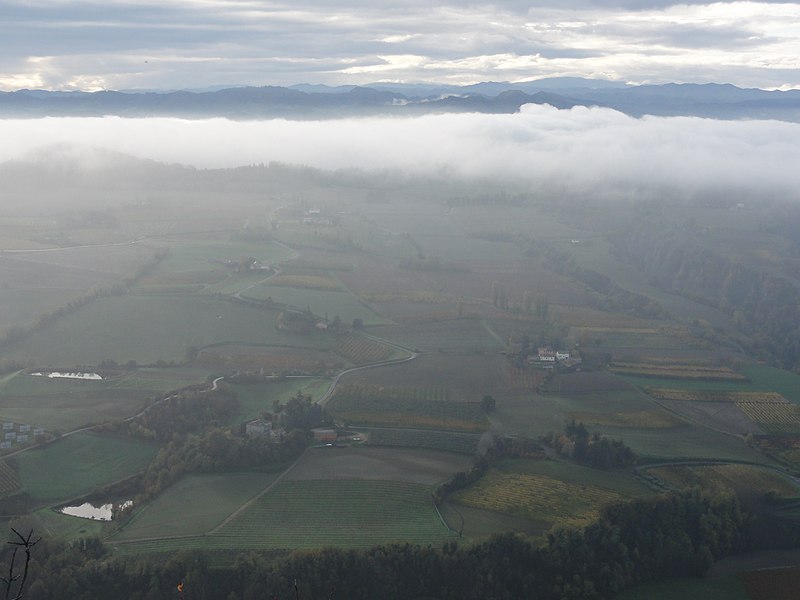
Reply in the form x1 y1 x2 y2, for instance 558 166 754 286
334 410 486 433
333 384 449 403
504 367 546 391
366 428 480 454
736 401 800 434
612 364 747 381
0 461 20 497
648 464 798 497
213 479 448 549
334 336 393 365
647 388 788 403
567 410 679 429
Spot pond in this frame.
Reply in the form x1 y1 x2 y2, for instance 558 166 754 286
59 500 132 521
30 371 103 380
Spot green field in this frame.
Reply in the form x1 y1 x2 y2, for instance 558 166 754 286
0 368 210 431
740 365 800 404
242 285 390 326
16 432 159 502
113 479 450 554
213 478 450 549
4 294 334 365
33 506 107 542
111 472 278 541
228 378 329 423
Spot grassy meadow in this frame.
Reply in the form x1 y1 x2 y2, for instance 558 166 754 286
0 368 210 431
15 432 159 502
110 472 279 542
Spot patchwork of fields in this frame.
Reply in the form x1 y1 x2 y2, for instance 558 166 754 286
3 188 800 596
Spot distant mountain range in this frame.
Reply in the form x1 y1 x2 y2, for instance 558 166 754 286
2 78 800 122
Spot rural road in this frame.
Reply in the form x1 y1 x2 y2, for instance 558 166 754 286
318 341 419 407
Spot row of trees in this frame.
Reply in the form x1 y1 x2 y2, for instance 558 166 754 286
4 489 748 599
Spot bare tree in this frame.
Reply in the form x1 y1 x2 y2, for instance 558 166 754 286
1 529 39 600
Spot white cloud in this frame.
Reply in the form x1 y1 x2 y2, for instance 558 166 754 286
1 107 799 198
1 1 799 89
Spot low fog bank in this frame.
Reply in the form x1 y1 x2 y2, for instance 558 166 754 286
1 105 799 197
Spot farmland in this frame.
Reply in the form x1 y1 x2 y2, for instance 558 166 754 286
15 432 159 502
646 464 799 498
110 472 279 542
6 158 800 600
2 294 334 365
111 447 469 553
451 467 622 530
0 460 20 496
212 478 450 550
0 368 210 431
227 378 329 423
611 361 748 381
327 383 489 432
364 428 481 454
241 285 390 326
333 334 395 364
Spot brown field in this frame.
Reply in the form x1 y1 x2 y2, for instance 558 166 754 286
287 446 471 485
338 256 589 306
647 389 788 403
369 316 505 352
504 366 547 391
198 344 344 372
657 400 762 435
741 566 800 600
549 305 657 329
567 409 681 429
359 290 455 304
648 464 798 498
611 363 748 381
268 274 342 290
339 353 506 403
334 335 393 364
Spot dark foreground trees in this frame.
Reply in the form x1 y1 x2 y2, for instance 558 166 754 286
7 489 750 600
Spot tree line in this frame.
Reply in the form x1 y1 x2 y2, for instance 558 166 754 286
3 488 752 600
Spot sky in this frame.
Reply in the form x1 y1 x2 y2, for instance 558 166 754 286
1 0 799 91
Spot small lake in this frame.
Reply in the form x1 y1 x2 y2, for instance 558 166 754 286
59 500 132 521
30 371 103 380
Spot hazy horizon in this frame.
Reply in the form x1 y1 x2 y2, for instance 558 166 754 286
2 105 798 201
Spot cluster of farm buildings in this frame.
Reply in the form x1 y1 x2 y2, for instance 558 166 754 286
1 422 45 450
530 347 582 368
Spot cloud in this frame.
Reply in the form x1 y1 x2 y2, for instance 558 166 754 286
1 1 800 90
1 106 799 198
